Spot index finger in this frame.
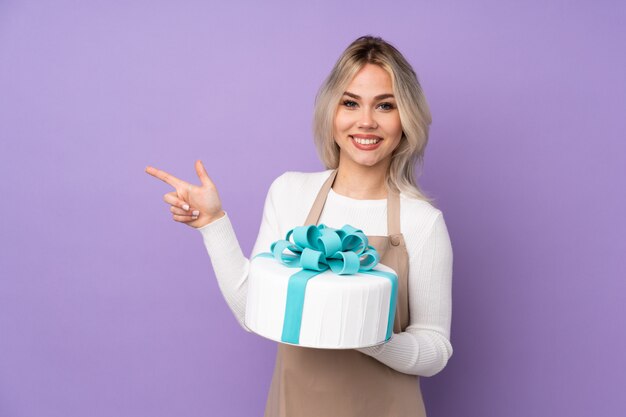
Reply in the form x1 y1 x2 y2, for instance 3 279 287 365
145 165 186 188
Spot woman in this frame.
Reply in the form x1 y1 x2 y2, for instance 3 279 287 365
146 35 453 417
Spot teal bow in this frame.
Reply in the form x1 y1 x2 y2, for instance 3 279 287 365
254 224 398 345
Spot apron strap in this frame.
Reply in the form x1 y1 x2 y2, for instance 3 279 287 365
387 187 401 236
304 169 337 226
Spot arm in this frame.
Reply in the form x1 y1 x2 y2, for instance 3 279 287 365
357 213 454 377
196 174 284 330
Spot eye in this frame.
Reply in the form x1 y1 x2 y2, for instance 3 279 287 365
377 102 396 111
342 100 358 108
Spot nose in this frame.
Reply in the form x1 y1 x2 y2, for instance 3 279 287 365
357 109 378 129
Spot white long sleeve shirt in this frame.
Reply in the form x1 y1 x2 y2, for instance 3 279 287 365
197 169 454 377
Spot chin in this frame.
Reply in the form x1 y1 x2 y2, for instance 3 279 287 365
353 158 383 168
339 149 387 168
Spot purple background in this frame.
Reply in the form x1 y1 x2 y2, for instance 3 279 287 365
1 1 625 416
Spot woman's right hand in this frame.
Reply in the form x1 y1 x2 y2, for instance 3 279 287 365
145 160 225 229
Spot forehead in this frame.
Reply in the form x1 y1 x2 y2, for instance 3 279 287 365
346 64 393 94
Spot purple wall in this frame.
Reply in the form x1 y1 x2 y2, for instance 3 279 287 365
1 1 625 416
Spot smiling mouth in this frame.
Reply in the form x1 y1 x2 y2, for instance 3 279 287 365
350 136 383 151
350 136 382 145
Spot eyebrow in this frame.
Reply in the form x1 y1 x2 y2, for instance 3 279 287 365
343 91 395 100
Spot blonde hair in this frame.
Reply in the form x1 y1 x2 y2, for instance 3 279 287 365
312 35 434 203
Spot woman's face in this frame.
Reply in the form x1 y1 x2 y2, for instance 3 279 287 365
333 63 403 170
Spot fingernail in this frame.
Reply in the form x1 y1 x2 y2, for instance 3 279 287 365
192 215 198 220
192 210 200 216
183 204 190 211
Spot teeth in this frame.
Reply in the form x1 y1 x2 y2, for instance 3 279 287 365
352 137 381 145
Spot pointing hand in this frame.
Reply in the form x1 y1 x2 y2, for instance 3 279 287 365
145 160 225 228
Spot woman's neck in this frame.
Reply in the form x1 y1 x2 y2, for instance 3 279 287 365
332 158 390 200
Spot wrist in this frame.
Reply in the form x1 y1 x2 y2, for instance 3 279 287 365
195 210 226 229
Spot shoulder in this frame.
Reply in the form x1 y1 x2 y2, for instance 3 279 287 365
399 195 452 258
268 169 333 196
400 194 443 221
264 169 333 230
399 193 447 236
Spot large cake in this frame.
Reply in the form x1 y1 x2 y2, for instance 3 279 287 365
244 224 398 349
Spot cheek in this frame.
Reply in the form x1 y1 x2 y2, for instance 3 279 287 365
389 118 403 140
391 136 402 151
387 120 403 149
333 110 353 133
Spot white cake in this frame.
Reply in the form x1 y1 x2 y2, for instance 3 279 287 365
244 255 398 349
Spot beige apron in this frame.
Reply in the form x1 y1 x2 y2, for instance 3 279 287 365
264 169 426 417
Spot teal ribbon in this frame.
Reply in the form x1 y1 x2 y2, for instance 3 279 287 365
253 224 398 345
